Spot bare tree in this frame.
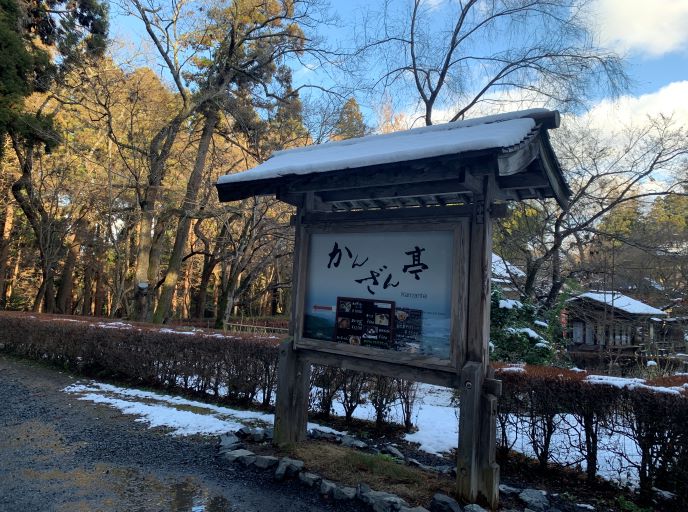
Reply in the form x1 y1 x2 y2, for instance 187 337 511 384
356 0 626 125
495 115 688 307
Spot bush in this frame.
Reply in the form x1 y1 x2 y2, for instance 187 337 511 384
497 364 688 504
0 311 280 407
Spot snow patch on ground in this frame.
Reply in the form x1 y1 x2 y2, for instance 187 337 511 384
64 381 343 438
64 377 664 487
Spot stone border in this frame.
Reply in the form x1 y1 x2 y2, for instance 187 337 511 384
218 427 590 512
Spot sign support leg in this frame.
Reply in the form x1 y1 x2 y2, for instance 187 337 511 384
273 339 311 446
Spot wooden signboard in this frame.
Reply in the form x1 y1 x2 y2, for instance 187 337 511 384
294 222 468 372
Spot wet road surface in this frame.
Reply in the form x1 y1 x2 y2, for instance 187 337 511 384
0 354 364 512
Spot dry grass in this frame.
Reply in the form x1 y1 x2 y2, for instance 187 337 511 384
281 441 455 506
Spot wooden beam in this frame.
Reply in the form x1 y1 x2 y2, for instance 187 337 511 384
497 172 550 190
301 204 475 225
298 348 462 388
315 178 476 204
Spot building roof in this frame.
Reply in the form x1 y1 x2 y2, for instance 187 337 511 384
567 291 667 317
216 109 570 209
492 253 526 281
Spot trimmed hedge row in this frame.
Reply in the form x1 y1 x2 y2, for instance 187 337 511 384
2 312 686 503
0 312 280 407
496 365 688 501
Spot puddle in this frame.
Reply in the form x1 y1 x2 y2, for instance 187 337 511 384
170 479 231 512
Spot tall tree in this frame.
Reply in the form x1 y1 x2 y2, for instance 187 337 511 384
152 0 313 323
357 0 626 125
1 0 107 310
332 97 366 140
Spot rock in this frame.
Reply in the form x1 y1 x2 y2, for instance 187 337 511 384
253 455 279 469
310 429 337 442
519 489 550 512
320 479 337 497
238 452 257 466
218 433 243 452
498 484 520 496
360 490 409 512
236 426 253 438
575 505 596 511
464 505 486 512
430 493 462 512
222 448 255 464
382 444 405 459
299 472 322 487
249 427 265 442
357 483 372 499
274 457 305 481
340 435 368 450
400 507 430 512
406 458 436 472
264 427 274 441
333 486 357 500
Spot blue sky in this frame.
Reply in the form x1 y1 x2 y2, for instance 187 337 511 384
109 0 688 129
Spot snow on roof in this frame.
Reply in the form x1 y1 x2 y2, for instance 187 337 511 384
217 109 548 185
568 291 666 317
492 253 526 280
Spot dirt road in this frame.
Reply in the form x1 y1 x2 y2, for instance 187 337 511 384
0 354 363 512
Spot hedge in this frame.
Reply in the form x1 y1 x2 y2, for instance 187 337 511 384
496 364 688 502
0 311 280 407
1 312 686 503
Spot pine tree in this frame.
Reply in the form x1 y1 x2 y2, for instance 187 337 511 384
332 98 366 140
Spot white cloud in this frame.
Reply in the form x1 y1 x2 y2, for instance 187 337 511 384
577 81 688 130
590 0 688 56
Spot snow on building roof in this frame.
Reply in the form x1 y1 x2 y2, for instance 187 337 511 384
567 291 667 317
218 109 547 186
491 253 526 280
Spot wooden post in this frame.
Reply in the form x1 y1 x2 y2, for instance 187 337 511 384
273 338 311 446
457 176 500 508
274 204 311 447
479 368 500 509
457 361 484 500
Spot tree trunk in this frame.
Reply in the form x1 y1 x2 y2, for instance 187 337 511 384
82 263 94 315
153 108 218 323
133 187 159 321
193 258 215 319
94 269 106 317
39 269 56 313
4 246 21 307
55 235 79 314
0 202 14 307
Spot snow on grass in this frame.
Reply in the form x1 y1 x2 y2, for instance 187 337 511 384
64 381 343 437
64 377 665 486
93 321 134 330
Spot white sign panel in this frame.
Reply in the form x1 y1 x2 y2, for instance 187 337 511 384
303 231 453 359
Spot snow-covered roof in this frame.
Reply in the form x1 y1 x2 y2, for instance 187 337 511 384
218 109 547 185
492 253 526 280
215 108 570 208
567 291 667 317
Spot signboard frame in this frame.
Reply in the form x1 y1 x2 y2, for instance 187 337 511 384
292 218 470 372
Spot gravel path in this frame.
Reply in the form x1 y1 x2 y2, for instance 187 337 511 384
0 354 365 512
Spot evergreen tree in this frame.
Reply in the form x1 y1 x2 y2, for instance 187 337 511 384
332 98 366 140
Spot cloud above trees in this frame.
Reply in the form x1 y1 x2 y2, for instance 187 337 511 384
590 0 688 56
